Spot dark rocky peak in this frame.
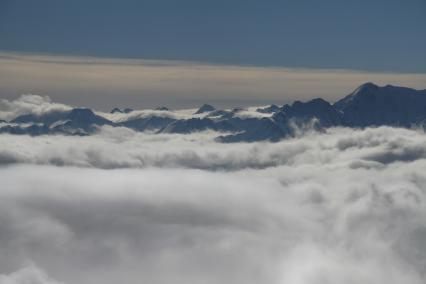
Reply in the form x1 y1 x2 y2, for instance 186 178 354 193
155 106 169 111
68 108 96 119
287 98 332 110
11 110 71 126
353 82 379 95
111 107 134 114
334 83 426 127
110 107 123 114
66 108 111 126
281 98 342 127
194 104 215 114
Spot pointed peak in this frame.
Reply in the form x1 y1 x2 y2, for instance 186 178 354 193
111 107 133 114
70 108 94 115
155 106 169 111
110 107 122 114
69 108 95 118
194 104 215 114
360 82 378 88
309 98 329 104
353 82 379 95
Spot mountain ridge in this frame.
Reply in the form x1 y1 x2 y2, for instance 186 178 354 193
2 83 426 142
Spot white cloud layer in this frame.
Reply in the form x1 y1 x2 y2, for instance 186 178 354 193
0 266 63 284
0 94 72 121
0 127 426 284
1 125 426 170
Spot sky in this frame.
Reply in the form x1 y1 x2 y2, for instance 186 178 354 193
0 0 425 108
1 0 425 72
2 2 426 283
1 52 426 110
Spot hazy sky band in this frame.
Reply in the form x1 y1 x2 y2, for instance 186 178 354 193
1 51 425 110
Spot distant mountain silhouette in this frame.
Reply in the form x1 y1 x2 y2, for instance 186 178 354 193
194 104 215 114
2 83 426 142
256 104 280 114
110 107 133 114
334 82 426 127
155 106 169 111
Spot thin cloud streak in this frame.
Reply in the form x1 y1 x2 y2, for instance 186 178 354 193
1 51 426 110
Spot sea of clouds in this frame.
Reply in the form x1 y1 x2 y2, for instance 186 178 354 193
1 126 426 284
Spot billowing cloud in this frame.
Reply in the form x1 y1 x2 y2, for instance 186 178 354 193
0 126 426 283
1 52 426 110
0 265 64 284
0 94 71 121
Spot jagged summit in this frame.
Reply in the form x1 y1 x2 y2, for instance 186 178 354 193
290 98 331 108
110 107 122 114
110 107 133 114
281 98 342 128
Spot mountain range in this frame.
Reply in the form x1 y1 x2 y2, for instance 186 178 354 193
2 82 426 142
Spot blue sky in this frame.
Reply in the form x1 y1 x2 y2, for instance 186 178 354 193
1 0 425 72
